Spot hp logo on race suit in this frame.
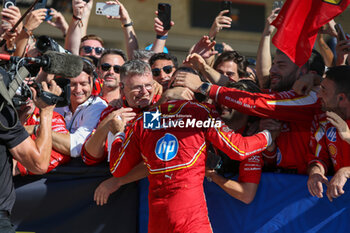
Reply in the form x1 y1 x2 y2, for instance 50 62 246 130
155 133 179 161
326 127 337 142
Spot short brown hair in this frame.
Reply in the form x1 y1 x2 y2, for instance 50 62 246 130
81 34 104 47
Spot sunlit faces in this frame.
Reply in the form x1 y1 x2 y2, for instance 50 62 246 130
99 54 125 89
80 40 104 58
215 60 239 82
121 72 155 109
70 72 93 110
151 59 175 90
318 78 339 112
269 51 301 91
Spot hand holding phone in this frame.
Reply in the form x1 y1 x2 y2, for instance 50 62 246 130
96 2 120 17
2 0 16 9
335 23 350 52
221 1 232 17
158 3 171 30
44 9 53 22
272 0 284 13
335 24 347 41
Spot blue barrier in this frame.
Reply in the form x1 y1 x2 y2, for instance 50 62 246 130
138 173 350 233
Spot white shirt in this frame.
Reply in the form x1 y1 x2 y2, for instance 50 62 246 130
55 96 108 157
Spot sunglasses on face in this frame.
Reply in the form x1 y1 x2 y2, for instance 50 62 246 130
81 46 104 55
100 63 121 73
151 65 174 77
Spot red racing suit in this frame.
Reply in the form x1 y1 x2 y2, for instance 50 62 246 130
16 108 70 175
81 95 161 165
307 113 350 173
209 85 322 174
109 100 271 233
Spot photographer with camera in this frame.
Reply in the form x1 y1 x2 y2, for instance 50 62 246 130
12 86 70 176
0 78 61 232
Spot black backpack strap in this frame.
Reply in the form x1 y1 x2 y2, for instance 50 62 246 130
0 67 29 131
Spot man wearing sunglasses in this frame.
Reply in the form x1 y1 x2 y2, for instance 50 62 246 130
149 53 178 90
97 49 127 103
79 35 105 59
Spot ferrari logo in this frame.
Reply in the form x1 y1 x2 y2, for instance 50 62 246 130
168 104 175 112
322 0 342 5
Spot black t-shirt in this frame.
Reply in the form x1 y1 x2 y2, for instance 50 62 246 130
0 104 29 213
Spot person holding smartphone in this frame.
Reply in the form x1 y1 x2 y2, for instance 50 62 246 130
335 24 350 66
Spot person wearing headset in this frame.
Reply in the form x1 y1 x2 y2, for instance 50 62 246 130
53 58 108 157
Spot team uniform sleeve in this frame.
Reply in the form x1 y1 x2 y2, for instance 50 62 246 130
209 85 319 122
206 109 271 161
81 106 116 165
109 120 143 178
238 154 263 184
306 118 331 173
81 131 108 165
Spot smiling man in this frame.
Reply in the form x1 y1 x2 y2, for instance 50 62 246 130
54 58 108 157
98 49 127 103
269 49 306 92
149 53 178 90
82 59 161 165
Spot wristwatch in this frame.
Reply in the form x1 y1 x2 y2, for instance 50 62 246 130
198 82 212 96
4 44 16 54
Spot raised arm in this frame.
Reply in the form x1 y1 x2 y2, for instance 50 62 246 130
151 11 174 54
256 8 279 89
65 0 86 54
46 8 69 38
14 8 46 57
184 53 229 86
105 1 138 60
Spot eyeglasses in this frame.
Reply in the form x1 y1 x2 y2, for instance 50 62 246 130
81 46 104 55
100 63 121 73
129 83 154 93
151 65 174 77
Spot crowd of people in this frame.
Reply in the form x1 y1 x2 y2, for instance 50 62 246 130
0 0 350 232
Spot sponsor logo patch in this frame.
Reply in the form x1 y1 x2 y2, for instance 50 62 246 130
328 143 337 158
326 127 337 142
155 133 179 161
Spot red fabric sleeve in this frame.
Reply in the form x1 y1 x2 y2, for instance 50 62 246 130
109 119 143 177
238 154 263 184
16 162 28 176
209 85 320 122
81 132 107 166
205 108 269 161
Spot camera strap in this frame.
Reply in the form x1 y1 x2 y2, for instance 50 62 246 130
0 67 29 131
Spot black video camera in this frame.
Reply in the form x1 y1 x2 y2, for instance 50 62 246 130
13 77 70 108
36 35 70 54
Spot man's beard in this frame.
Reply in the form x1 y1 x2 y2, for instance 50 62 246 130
271 70 298 92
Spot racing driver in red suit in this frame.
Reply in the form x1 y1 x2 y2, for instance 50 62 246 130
108 62 276 233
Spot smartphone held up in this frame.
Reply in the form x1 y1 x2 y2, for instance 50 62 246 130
96 2 120 17
158 3 171 30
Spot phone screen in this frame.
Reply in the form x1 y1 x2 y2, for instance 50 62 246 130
158 3 171 30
